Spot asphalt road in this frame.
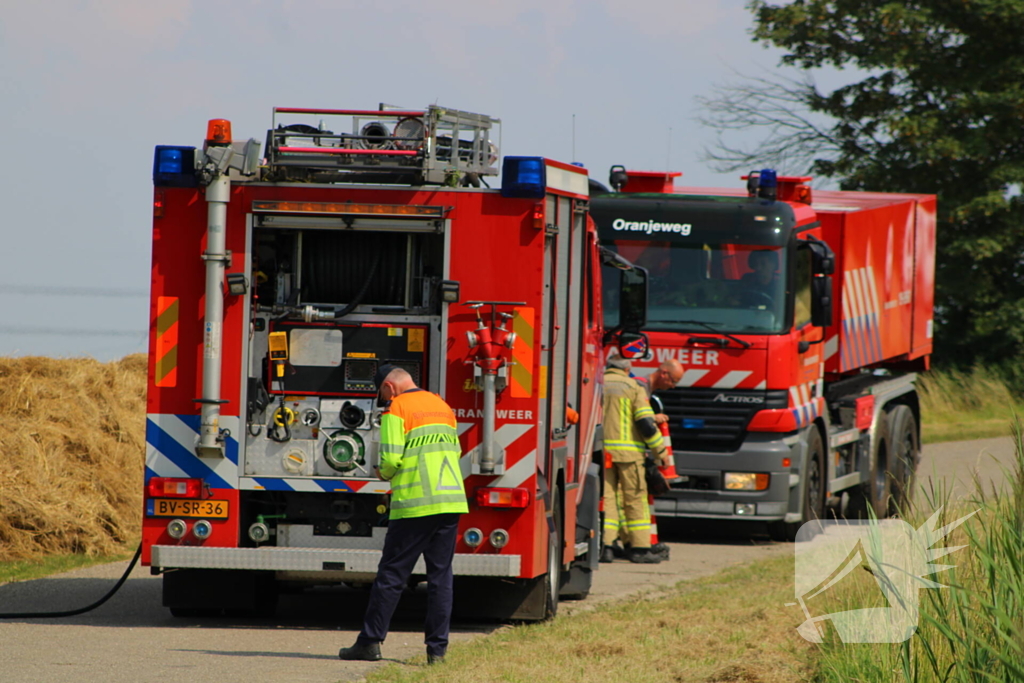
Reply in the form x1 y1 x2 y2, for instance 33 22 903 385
0 436 1014 683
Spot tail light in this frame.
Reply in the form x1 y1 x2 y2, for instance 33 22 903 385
147 477 203 499
476 487 529 508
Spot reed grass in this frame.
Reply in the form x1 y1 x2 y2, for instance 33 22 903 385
814 421 1024 682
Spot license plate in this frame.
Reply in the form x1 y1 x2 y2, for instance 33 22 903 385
149 498 230 519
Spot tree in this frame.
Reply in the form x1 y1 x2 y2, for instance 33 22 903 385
703 1 1024 372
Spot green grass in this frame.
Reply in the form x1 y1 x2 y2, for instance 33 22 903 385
918 366 1024 444
360 555 817 683
0 547 135 585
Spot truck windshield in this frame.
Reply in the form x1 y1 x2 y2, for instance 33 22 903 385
604 241 787 334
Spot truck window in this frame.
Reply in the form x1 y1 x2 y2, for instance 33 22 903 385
603 241 786 335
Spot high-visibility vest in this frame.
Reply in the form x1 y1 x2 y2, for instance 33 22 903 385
602 367 664 463
379 389 468 519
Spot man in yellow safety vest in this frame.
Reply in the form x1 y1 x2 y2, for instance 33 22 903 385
339 364 467 665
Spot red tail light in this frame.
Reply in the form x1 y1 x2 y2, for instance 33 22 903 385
532 202 545 230
147 477 203 499
476 487 530 508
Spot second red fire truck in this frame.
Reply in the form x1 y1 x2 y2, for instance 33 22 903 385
143 105 648 619
595 168 935 540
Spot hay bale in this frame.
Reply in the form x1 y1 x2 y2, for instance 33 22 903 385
0 354 147 561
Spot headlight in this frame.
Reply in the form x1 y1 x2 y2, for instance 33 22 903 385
723 472 769 491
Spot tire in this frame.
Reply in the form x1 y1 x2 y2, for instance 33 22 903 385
769 426 825 542
887 404 918 515
847 413 891 519
543 496 562 619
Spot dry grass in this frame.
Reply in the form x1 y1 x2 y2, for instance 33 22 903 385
0 354 147 562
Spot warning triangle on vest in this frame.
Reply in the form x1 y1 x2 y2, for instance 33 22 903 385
435 457 462 491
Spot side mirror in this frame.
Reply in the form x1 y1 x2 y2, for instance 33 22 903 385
600 247 648 335
811 275 833 327
616 332 649 360
619 266 648 332
802 237 835 275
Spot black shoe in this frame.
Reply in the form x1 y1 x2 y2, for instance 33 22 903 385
427 652 445 665
600 546 615 563
628 548 663 564
611 541 627 558
651 542 671 561
339 641 382 661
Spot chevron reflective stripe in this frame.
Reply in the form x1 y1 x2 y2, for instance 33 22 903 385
679 369 709 386
238 477 391 493
145 414 239 489
712 370 752 389
864 267 884 362
457 422 536 487
510 306 535 398
154 297 178 387
842 267 888 369
788 384 823 429
632 364 765 390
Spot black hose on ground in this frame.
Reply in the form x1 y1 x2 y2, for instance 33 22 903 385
0 543 142 619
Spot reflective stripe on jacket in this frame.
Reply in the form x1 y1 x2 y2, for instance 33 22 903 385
379 389 468 519
602 367 664 463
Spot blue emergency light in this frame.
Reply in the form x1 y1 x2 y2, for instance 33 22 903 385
682 418 705 430
501 156 546 198
153 145 198 187
758 168 777 201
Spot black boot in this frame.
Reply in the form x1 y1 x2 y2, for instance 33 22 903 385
651 542 671 561
339 641 382 661
427 650 446 665
600 545 616 563
628 548 663 564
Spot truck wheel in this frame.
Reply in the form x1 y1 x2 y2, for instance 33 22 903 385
769 426 825 542
543 496 562 619
887 404 918 515
851 415 892 519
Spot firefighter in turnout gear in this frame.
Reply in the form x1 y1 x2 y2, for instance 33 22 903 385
601 355 668 564
339 365 468 665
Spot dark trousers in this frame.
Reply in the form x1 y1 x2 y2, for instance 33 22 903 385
358 513 460 657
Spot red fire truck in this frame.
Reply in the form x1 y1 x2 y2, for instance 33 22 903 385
594 169 935 540
142 105 647 619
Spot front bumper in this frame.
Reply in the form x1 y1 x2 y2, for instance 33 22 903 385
151 545 521 577
656 432 798 521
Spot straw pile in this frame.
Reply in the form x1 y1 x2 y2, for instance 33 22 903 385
0 355 147 561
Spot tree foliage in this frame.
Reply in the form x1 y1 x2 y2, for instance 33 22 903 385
705 1 1024 369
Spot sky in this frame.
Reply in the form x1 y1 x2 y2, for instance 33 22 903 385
0 0 825 360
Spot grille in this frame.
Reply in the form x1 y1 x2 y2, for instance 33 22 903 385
659 388 789 453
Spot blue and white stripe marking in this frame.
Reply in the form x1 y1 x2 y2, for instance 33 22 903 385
841 267 884 371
